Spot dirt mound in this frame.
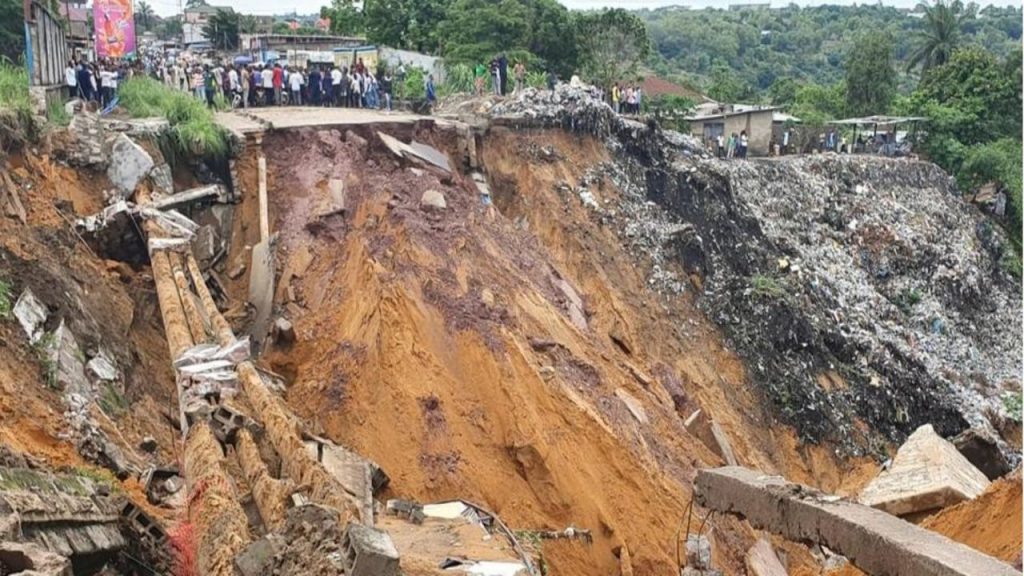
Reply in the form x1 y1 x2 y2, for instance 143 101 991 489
921 470 1023 563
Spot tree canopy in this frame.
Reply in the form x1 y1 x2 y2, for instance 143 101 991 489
573 8 650 88
844 32 897 116
203 8 240 51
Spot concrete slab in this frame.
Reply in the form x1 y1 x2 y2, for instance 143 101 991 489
859 424 990 517
695 466 1018 576
247 237 276 348
216 107 449 135
745 537 786 576
614 388 648 425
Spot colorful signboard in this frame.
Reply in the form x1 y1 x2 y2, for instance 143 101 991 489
93 0 136 58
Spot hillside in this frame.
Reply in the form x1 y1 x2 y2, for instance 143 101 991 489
638 4 1023 96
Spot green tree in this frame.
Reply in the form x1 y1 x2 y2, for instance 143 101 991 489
203 8 240 51
135 1 154 31
844 32 897 116
574 8 650 88
437 0 577 77
363 0 450 53
1 0 24 63
157 17 183 40
706 64 749 102
239 14 259 34
906 0 975 71
321 0 364 36
185 0 207 7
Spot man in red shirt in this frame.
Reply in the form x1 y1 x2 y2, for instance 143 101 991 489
272 63 283 105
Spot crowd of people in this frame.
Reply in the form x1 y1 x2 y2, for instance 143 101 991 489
610 83 643 115
153 57 414 111
64 58 141 108
713 131 750 159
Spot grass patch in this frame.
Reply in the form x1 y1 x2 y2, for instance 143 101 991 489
0 278 11 319
118 77 229 158
98 381 129 416
46 101 70 127
1003 391 1022 424
69 465 119 490
32 331 59 389
749 274 785 299
893 287 923 314
0 60 36 151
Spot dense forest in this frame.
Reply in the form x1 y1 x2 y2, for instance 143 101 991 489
638 3 1021 98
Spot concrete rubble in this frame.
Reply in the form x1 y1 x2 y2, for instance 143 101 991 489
13 288 47 344
859 424 991 517
106 133 154 197
695 466 1018 576
745 537 787 576
0 467 126 571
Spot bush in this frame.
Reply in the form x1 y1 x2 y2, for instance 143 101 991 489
0 60 36 151
46 101 70 127
402 67 426 100
959 138 1022 252
119 78 229 159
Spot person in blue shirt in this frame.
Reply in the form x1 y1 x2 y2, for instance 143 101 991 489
425 73 436 106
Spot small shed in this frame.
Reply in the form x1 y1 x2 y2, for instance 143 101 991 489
686 105 780 156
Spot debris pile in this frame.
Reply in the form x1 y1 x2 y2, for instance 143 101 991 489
605 152 1022 456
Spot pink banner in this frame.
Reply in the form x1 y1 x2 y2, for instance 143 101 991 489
94 0 136 58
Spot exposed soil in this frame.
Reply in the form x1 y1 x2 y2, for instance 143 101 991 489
0 150 180 524
921 469 1023 564
246 125 881 575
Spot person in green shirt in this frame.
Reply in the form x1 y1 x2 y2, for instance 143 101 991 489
474 63 487 96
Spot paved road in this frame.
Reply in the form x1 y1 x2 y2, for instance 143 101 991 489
216 106 439 134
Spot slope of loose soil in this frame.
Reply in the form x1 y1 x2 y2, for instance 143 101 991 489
251 125 880 575
921 470 1023 564
0 151 179 521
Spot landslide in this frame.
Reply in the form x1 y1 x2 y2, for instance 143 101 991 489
253 124 880 575
0 150 179 518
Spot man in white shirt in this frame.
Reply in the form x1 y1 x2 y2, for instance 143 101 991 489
260 66 274 106
65 61 77 99
331 66 342 107
100 67 116 107
289 68 304 105
228 66 239 92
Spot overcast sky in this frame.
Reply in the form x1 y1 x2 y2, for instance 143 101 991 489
149 0 1017 19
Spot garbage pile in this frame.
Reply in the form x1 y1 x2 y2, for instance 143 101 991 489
490 83 703 157
633 153 1023 458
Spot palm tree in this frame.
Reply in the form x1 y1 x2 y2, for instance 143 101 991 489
136 1 154 31
906 0 976 72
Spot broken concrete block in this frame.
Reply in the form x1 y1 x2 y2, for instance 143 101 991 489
273 318 295 344
193 225 221 265
13 288 47 344
247 238 276 346
86 349 118 382
859 424 990 517
341 522 400 576
684 409 738 466
106 134 154 198
149 163 174 196
235 536 278 576
685 535 711 569
614 388 648 425
420 189 447 211
695 466 1018 576
139 437 157 453
952 427 1012 480
0 540 73 576
745 538 786 576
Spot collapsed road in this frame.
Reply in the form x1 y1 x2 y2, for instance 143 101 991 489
0 81 1018 576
